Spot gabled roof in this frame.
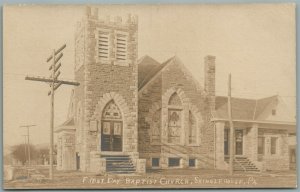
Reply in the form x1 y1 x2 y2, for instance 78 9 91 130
138 55 202 92
138 55 160 86
254 95 278 119
215 95 279 121
61 118 75 126
54 118 75 133
138 55 171 90
215 96 257 120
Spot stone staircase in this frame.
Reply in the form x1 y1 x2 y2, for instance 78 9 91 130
102 155 136 174
225 156 260 172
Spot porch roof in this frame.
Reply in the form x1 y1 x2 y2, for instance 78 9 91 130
212 118 296 133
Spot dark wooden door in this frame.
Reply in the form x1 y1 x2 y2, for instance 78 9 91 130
76 152 80 170
101 121 122 151
235 130 243 155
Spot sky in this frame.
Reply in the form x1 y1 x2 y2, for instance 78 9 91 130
3 4 296 147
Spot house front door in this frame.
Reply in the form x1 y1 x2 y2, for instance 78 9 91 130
235 130 243 155
101 121 122 152
76 152 80 170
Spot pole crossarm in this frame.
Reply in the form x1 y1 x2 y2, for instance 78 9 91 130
25 76 80 86
20 125 36 128
46 44 66 62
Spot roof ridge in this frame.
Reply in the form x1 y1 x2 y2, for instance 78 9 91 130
138 56 176 91
137 55 160 65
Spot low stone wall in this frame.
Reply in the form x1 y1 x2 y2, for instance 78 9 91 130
135 159 146 174
262 156 289 171
89 151 106 174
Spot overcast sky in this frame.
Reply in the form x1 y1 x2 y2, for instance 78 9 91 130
4 4 295 146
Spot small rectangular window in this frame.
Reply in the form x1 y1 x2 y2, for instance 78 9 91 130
168 158 180 167
116 33 127 61
152 158 159 167
272 109 276 116
189 159 196 167
271 137 277 155
98 31 109 59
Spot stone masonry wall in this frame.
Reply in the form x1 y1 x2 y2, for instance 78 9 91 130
138 74 162 166
74 65 85 169
160 59 214 169
258 129 290 171
78 8 138 171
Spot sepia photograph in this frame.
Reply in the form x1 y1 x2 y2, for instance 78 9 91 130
3 4 297 189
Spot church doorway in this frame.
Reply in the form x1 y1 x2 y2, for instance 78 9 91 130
101 100 123 152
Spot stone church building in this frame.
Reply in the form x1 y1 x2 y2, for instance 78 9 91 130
55 7 296 174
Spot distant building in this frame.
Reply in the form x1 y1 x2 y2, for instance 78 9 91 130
55 7 296 174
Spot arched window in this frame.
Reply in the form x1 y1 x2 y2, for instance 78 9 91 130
168 93 182 143
151 108 161 144
188 111 197 144
101 100 123 151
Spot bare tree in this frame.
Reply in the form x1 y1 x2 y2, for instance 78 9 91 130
11 144 38 165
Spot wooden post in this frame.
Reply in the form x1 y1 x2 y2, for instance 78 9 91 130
49 50 55 180
27 126 30 166
228 74 235 175
20 125 36 166
25 44 79 179
22 135 27 165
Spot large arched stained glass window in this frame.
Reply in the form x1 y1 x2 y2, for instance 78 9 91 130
168 93 182 143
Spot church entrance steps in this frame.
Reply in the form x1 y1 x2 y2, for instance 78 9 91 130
225 156 260 172
101 155 136 174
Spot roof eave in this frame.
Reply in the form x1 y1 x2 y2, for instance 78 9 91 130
211 118 296 126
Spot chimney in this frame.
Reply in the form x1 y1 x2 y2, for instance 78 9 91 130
85 6 91 18
204 55 216 111
91 7 98 19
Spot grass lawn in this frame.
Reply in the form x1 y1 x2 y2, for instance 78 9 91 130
4 167 297 189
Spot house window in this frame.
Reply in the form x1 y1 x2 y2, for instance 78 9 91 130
116 33 127 61
271 137 278 155
224 129 229 155
189 159 196 167
258 137 265 155
152 158 160 167
97 31 110 59
151 109 161 144
188 111 197 144
290 148 296 163
168 158 180 167
168 93 182 143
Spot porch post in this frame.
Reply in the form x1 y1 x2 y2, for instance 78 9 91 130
247 123 258 161
215 122 227 170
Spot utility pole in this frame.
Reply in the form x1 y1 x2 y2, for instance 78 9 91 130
228 74 235 175
20 125 36 166
22 135 28 165
25 44 79 180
